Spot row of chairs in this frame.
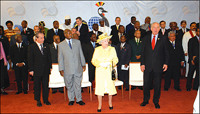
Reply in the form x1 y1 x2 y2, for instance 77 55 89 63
48 62 143 101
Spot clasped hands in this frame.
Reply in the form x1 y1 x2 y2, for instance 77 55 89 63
99 62 111 67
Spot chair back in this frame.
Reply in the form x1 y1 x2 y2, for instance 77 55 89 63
82 64 89 82
129 62 143 86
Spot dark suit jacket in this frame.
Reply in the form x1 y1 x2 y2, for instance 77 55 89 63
10 43 28 69
127 28 146 42
10 34 28 46
83 42 99 63
129 38 142 62
111 32 126 45
116 42 131 65
47 28 65 44
166 40 185 66
75 24 89 43
141 34 169 72
0 36 9 57
21 28 34 44
126 23 135 34
28 42 52 76
49 43 58 63
88 31 103 39
159 29 168 36
177 28 190 43
188 36 199 63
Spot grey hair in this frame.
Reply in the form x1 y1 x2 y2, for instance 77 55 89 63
151 22 160 28
35 32 43 38
168 31 176 37
14 33 21 39
98 38 109 45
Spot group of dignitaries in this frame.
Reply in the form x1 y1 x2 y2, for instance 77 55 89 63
0 15 199 110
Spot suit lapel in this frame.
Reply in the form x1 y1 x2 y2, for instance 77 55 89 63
153 35 161 50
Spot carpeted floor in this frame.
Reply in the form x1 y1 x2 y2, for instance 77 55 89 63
0 71 198 113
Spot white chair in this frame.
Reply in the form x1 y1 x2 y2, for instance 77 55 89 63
129 62 143 100
49 64 67 101
81 63 92 101
113 66 124 99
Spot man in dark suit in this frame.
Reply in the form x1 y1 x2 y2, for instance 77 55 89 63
126 16 136 34
140 22 169 109
10 34 28 94
29 25 40 45
75 17 89 44
28 32 52 107
127 21 146 42
164 31 185 91
159 20 168 36
129 30 143 90
111 25 126 45
21 20 34 44
10 27 28 46
88 23 102 40
49 35 64 94
116 35 131 91
177 20 190 43
110 17 122 39
186 28 199 91
167 22 179 39
47 21 65 44
83 33 98 91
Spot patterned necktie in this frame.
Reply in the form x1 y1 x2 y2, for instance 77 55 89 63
172 41 175 48
137 38 139 45
183 29 185 33
24 29 26 34
151 35 155 50
78 26 81 31
55 29 58 35
68 40 72 49
40 44 44 55
162 29 165 35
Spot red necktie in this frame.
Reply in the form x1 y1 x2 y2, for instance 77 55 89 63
183 29 185 34
152 35 155 50
24 30 26 34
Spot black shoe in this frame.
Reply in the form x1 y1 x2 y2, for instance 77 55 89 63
187 88 191 91
164 88 168 91
68 101 74 106
76 101 85 105
109 106 113 110
125 89 129 91
24 91 28 94
37 101 42 107
52 91 57 94
193 88 198 91
175 88 182 91
140 101 149 106
138 87 143 90
44 101 51 105
97 109 101 112
59 91 64 93
1 89 8 95
15 91 22 94
154 103 160 109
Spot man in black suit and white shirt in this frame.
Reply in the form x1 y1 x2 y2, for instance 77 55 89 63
159 20 168 36
127 21 146 42
140 22 169 109
111 25 126 45
164 31 185 91
10 34 28 94
75 17 89 44
21 20 34 44
49 35 64 94
47 21 65 44
28 32 52 107
110 17 122 37
88 23 102 40
177 20 190 43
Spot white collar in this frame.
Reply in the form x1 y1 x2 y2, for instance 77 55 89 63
53 42 57 48
53 28 58 32
16 42 22 47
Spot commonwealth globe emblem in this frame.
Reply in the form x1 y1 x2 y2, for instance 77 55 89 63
88 16 101 31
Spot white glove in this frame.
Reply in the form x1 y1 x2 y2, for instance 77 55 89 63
100 62 110 67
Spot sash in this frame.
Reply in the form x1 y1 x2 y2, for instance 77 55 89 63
189 30 194 38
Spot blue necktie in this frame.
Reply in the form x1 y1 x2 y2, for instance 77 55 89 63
93 42 95 48
68 41 72 49
55 30 58 35
172 42 175 48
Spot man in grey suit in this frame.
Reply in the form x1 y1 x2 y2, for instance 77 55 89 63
58 29 86 106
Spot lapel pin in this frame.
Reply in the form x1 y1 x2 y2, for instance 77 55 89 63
158 38 160 40
44 47 46 48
